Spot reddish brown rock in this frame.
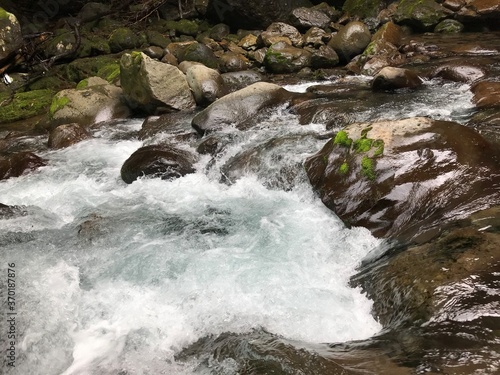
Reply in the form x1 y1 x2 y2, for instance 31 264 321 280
0 152 46 180
48 124 91 149
471 80 500 108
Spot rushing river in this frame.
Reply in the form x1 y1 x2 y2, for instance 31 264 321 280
0 78 476 374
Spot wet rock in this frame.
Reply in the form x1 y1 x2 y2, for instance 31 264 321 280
108 27 142 53
328 21 371 63
218 52 251 72
178 60 203 73
431 63 486 83
264 42 312 73
50 77 130 127
0 152 46 180
471 80 500 108
469 0 500 18
0 7 22 64
191 82 293 135
371 21 403 48
372 67 423 91
120 52 195 113
221 70 265 92
120 144 197 184
260 22 304 48
289 7 331 30
306 45 339 68
238 34 259 50
206 0 313 30
434 19 464 33
48 124 91 149
138 110 199 141
142 46 164 60
186 65 226 105
304 117 500 241
209 23 230 41
165 41 197 60
393 0 449 31
303 27 328 47
0 203 26 219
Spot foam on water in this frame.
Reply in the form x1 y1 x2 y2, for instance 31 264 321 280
0 124 381 374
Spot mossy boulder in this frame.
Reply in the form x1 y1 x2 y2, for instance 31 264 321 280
96 63 121 83
44 28 76 58
63 56 120 83
146 30 171 48
264 42 312 73
180 42 219 69
49 78 130 127
434 19 464 33
343 0 386 19
394 0 449 31
120 52 195 113
165 19 200 36
0 7 22 63
0 90 54 124
108 27 142 53
304 117 500 241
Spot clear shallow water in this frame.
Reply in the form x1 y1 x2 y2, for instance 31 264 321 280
0 117 381 374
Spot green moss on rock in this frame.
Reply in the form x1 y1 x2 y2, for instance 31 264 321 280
0 8 10 19
373 139 385 157
333 130 353 147
76 79 88 89
165 19 199 36
339 162 349 174
49 95 70 118
354 137 373 153
97 63 120 83
361 156 376 180
343 0 382 19
0 89 54 123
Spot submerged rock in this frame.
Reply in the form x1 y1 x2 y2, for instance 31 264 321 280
304 117 500 241
0 152 46 180
191 82 293 135
120 145 198 184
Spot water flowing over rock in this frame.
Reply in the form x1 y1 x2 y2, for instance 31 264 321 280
328 21 371 63
48 123 91 149
0 152 46 180
304 117 500 241
191 82 293 134
372 66 423 90
120 145 198 184
120 52 196 113
49 77 130 127
0 7 22 64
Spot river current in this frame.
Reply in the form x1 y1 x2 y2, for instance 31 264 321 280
0 78 475 374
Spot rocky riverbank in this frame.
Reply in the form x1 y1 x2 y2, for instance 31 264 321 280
1 0 500 373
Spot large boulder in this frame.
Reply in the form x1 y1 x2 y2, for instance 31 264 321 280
191 82 293 135
343 0 386 19
186 64 226 105
49 77 130 127
206 0 313 30
120 145 198 184
394 0 449 31
304 117 500 241
120 52 196 113
221 70 265 93
0 152 46 181
0 8 22 64
264 42 312 73
108 27 142 53
328 21 371 63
